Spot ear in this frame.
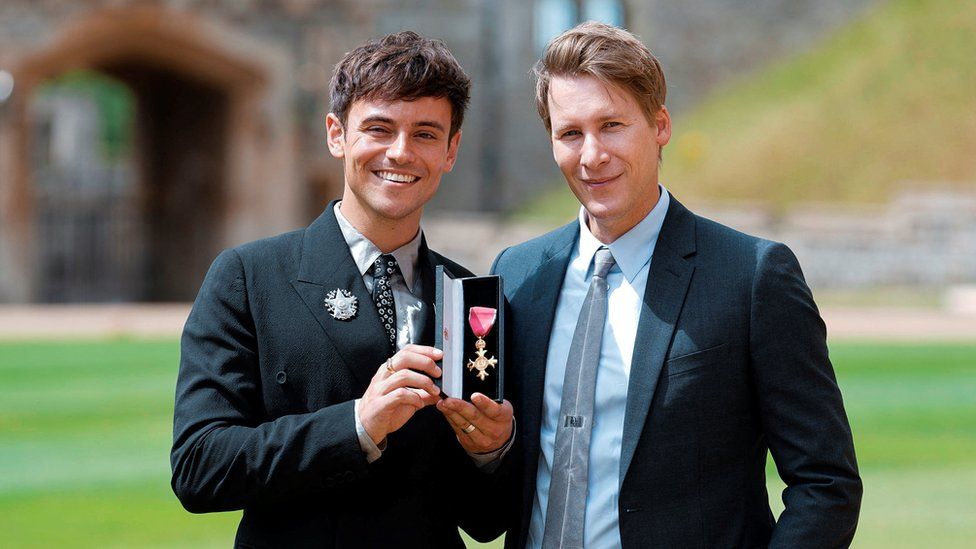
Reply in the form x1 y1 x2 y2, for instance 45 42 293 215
655 106 672 147
443 130 462 172
326 113 345 158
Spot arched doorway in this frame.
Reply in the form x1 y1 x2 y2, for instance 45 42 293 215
2 7 275 302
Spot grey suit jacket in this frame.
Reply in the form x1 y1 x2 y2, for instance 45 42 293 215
492 196 861 548
171 202 505 548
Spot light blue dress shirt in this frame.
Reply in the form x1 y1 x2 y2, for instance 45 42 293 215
528 187 670 549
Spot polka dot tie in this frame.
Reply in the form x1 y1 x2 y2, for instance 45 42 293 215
371 254 399 351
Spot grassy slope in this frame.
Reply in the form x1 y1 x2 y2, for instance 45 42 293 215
523 0 976 220
1 339 975 547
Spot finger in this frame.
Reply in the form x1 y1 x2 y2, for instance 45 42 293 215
391 351 442 378
400 344 443 361
437 401 472 431
460 423 494 448
438 397 481 424
437 402 493 447
383 386 429 411
469 393 513 420
406 387 441 407
382 369 441 397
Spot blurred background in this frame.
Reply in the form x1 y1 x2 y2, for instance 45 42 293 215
0 0 973 547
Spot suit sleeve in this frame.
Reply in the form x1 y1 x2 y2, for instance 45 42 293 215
170 249 366 513
750 242 862 548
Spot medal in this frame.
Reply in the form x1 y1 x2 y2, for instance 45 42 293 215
324 288 358 320
466 306 498 381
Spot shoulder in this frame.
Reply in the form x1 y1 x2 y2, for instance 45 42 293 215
674 200 791 271
217 229 304 277
196 230 305 297
492 221 577 273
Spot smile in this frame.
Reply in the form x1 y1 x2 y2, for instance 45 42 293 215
581 174 621 186
375 171 419 183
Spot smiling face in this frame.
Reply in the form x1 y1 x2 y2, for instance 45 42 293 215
548 75 671 243
327 96 460 238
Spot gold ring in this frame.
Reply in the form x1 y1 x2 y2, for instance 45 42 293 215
462 423 476 434
385 357 396 374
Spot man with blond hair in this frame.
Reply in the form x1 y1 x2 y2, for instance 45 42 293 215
492 22 862 548
172 31 512 547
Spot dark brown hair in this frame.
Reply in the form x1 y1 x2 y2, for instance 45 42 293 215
534 22 667 132
329 31 471 137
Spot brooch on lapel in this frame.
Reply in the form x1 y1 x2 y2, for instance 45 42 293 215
324 288 358 320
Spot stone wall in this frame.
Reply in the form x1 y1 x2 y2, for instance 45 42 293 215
425 188 976 292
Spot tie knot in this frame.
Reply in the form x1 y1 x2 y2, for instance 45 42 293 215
373 254 399 279
592 247 615 279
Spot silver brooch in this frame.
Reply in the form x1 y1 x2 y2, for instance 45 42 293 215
324 288 358 320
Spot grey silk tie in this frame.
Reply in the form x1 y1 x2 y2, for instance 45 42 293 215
372 254 399 352
542 246 616 549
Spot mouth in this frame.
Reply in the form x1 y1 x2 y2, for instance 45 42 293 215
580 174 621 187
374 170 420 184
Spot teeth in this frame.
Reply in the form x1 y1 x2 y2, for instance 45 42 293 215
377 171 418 183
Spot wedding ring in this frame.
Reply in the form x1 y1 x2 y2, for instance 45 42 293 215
385 357 396 374
462 423 477 434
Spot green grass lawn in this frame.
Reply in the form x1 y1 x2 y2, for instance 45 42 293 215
1 339 974 547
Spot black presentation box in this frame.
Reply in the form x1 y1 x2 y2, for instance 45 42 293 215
434 266 504 402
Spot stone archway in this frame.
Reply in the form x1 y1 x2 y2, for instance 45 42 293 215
0 6 295 302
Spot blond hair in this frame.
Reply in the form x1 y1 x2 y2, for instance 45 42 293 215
534 21 667 132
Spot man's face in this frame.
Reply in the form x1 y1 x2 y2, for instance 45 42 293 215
547 75 671 242
327 96 460 227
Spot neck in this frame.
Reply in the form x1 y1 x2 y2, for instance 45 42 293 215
338 200 422 253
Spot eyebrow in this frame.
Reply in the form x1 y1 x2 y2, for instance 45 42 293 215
360 115 446 132
553 113 627 135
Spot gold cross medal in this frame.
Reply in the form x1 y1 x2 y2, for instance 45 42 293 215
467 306 498 381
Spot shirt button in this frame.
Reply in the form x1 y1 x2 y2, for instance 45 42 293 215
276 371 287 384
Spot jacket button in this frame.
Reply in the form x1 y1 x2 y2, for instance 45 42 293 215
276 371 287 384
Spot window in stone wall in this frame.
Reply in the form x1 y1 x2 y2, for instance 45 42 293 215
534 0 626 54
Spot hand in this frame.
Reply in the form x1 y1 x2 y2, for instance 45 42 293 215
358 345 442 445
437 393 514 454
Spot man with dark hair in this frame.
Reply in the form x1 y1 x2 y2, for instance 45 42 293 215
492 22 861 548
172 31 512 548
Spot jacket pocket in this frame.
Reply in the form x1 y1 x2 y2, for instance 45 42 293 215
665 342 729 376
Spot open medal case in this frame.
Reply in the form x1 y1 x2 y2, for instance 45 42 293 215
434 266 504 402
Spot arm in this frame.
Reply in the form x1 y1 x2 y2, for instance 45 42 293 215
171 249 366 512
171 250 442 513
750 242 862 548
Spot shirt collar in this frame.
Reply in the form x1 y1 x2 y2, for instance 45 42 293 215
333 202 422 291
576 185 671 282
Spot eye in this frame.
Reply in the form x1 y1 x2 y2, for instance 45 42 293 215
365 125 390 135
416 131 439 140
558 129 581 139
604 121 623 129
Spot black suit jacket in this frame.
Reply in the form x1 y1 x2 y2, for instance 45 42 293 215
491 196 862 548
171 203 504 548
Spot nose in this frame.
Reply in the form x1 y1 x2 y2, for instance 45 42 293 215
580 134 610 170
386 132 415 165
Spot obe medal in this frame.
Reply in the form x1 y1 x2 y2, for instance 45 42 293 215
466 306 498 381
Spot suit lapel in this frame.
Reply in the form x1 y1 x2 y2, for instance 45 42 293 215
520 225 577 454
619 198 697 484
291 202 389 391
